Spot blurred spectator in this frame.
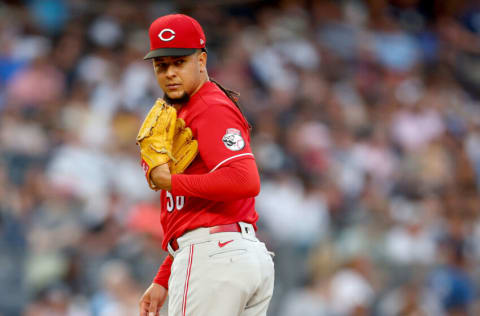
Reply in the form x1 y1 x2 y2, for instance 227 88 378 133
377 279 442 316
328 255 375 316
90 260 141 316
7 55 65 108
24 283 89 316
429 239 476 315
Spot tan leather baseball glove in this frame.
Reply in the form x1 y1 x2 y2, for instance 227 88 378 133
170 117 198 175
136 99 198 190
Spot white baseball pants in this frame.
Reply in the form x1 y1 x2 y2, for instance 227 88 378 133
167 223 275 316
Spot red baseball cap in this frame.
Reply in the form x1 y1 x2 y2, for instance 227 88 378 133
144 14 206 60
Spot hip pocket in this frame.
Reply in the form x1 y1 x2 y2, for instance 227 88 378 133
209 249 248 262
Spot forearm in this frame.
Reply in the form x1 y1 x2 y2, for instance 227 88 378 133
171 158 260 201
153 255 173 289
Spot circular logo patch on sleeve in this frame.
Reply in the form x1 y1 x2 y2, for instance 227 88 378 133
222 128 245 151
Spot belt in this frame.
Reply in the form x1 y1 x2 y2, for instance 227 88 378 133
169 223 242 252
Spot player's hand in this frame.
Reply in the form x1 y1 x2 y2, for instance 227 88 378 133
139 283 167 316
150 163 172 191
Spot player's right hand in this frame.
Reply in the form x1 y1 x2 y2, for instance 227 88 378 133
139 283 167 316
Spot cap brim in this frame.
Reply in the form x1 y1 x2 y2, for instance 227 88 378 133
143 48 197 60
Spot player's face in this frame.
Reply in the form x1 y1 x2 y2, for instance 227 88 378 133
153 51 207 102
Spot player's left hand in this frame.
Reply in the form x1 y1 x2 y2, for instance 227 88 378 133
151 163 172 191
136 99 177 190
136 100 198 191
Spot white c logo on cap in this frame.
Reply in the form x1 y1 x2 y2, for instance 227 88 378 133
158 28 175 41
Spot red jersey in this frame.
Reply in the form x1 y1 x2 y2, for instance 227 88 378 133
159 81 259 250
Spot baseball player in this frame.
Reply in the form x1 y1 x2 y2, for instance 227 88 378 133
137 14 275 316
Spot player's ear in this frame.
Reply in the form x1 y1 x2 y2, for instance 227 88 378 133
198 51 207 73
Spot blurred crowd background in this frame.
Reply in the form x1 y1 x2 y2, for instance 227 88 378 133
1 0 480 315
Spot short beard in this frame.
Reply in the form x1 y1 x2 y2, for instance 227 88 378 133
164 92 191 105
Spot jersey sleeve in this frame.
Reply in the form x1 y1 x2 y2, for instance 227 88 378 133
194 102 253 171
171 158 260 200
153 255 173 289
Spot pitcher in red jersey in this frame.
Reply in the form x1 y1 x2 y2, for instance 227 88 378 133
138 14 274 316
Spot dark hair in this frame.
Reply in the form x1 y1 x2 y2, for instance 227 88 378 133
210 78 251 129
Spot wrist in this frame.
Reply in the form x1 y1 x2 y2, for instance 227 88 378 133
151 164 172 190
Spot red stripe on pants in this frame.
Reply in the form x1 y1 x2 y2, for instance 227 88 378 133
182 244 194 316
